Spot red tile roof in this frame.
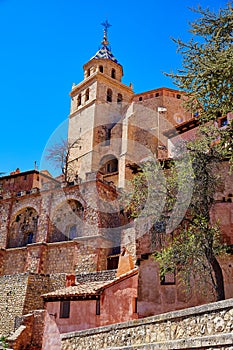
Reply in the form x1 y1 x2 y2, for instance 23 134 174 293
42 268 138 300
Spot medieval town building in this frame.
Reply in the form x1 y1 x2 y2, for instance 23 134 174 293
0 23 232 348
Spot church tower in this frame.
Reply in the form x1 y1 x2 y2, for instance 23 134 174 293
68 21 134 183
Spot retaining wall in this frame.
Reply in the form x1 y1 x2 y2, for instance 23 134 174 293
61 298 233 349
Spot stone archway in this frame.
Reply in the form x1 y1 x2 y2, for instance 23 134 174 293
48 199 84 243
8 207 38 248
99 154 118 175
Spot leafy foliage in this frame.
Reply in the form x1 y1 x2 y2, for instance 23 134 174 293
167 3 233 122
0 336 8 349
125 123 228 301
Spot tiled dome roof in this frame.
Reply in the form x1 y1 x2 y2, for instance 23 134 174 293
92 44 118 63
89 20 120 65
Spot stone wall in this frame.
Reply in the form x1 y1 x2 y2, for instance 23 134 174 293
0 273 66 337
76 269 116 283
23 273 66 314
0 274 28 337
1 248 28 275
61 298 233 349
7 310 61 350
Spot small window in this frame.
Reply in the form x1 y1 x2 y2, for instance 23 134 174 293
111 68 116 79
69 225 77 240
133 297 138 313
24 175 27 180
106 159 118 173
117 93 123 103
60 300 70 318
160 270 176 285
107 89 112 102
85 88 89 101
77 94 81 107
99 65 103 73
176 94 181 99
220 117 228 127
155 92 160 97
139 96 143 101
107 163 111 173
106 128 111 142
107 255 119 270
27 232 33 245
86 68 90 77
96 299 100 315
154 221 166 233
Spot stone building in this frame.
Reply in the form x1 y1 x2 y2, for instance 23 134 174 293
0 23 232 348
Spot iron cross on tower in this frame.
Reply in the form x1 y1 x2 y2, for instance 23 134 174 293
101 20 112 45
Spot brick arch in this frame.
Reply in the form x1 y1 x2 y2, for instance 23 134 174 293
48 199 84 243
7 206 39 248
11 201 40 218
50 195 85 215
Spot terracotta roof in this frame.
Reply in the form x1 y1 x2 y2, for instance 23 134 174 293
42 268 138 300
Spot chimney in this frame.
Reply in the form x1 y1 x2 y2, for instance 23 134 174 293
66 274 76 287
116 247 134 277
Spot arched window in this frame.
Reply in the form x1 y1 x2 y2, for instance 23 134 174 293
111 68 116 79
85 88 89 101
107 88 112 102
99 65 104 73
8 207 38 248
100 156 118 174
48 200 84 243
77 94 81 107
117 93 123 103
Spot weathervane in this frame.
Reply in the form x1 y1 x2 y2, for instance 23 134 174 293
101 19 112 46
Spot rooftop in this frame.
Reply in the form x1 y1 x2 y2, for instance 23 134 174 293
90 20 119 65
42 268 138 300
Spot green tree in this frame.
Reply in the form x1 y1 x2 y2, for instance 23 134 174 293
168 3 233 122
125 124 228 301
152 2 233 300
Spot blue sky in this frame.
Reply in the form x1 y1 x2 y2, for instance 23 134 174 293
0 0 228 175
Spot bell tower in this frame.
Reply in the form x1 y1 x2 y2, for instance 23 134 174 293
68 21 134 183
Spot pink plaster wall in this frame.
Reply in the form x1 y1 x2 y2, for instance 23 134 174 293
138 255 233 318
99 273 138 326
45 273 138 334
45 300 99 333
42 311 61 350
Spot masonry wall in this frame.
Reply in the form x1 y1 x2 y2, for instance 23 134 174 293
0 273 66 336
61 298 233 350
0 274 29 336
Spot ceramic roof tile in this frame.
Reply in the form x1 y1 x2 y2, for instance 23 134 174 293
91 45 119 63
42 268 138 299
42 280 114 299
